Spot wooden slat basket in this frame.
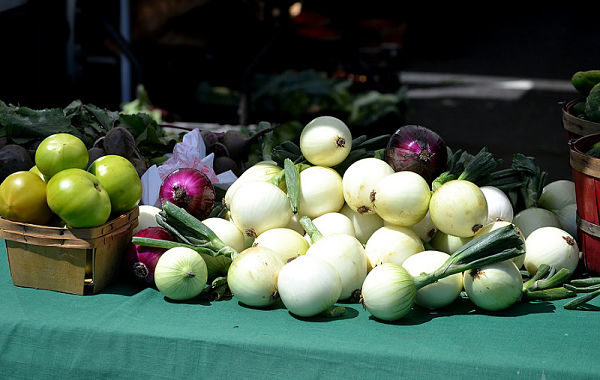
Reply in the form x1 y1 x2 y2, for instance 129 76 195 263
569 134 600 274
0 207 138 295
563 98 600 141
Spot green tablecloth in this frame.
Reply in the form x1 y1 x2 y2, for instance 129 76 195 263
1 241 599 380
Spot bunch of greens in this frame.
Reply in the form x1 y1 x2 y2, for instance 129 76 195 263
0 99 177 163
432 147 548 213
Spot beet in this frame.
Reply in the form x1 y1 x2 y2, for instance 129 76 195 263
87 147 105 167
103 127 137 158
130 158 148 177
0 144 34 182
213 155 239 175
222 125 279 162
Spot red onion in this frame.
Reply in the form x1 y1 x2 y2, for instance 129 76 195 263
159 168 216 219
384 125 448 184
125 227 176 287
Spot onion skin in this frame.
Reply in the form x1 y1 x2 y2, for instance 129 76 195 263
125 227 177 287
384 125 448 184
360 263 416 321
463 261 523 311
159 168 216 220
278 255 342 317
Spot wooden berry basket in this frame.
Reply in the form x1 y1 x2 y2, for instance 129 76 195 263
569 134 600 274
562 98 600 141
0 207 138 295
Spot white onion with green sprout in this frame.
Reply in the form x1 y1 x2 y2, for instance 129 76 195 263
342 158 394 215
339 203 384 244
253 228 310 262
277 255 342 317
301 216 367 301
154 247 208 301
463 260 523 311
229 181 292 238
429 180 488 237
227 246 286 307
299 116 353 167
524 226 579 276
297 166 344 218
360 224 525 321
480 185 514 223
371 171 431 226
538 179 576 213
365 225 424 270
402 250 463 310
512 207 562 238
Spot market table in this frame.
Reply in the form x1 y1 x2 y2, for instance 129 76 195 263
1 241 599 380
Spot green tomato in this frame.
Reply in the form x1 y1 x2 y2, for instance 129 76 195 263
46 168 111 228
0 171 53 225
29 165 49 182
35 133 89 178
88 155 142 214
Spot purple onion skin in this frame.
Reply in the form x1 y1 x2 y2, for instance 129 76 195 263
384 125 448 184
159 168 216 220
125 227 176 287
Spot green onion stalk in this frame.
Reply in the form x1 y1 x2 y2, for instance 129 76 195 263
132 201 239 279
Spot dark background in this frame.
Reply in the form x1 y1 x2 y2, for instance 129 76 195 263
1 1 598 180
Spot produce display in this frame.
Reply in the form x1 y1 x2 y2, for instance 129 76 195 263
3 82 600 322
119 112 600 322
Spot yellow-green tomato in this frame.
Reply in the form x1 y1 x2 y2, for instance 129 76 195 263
46 168 111 228
429 180 488 238
29 165 49 182
35 133 89 178
88 155 142 214
0 171 53 225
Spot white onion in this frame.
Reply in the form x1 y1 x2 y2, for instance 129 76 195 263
306 234 367 300
410 211 437 243
402 251 463 310
229 181 292 238
474 221 526 269
224 161 283 208
305 212 355 244
429 180 488 237
339 203 384 244
226 246 286 307
299 116 352 167
342 158 394 215
463 261 523 311
555 203 578 239
524 226 579 276
512 207 562 239
538 180 576 213
277 255 342 317
365 225 424 270
297 166 345 218
480 185 514 223
360 263 416 321
253 228 309 262
202 217 246 252
371 171 431 226
430 231 472 255
154 247 208 301
134 205 162 234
